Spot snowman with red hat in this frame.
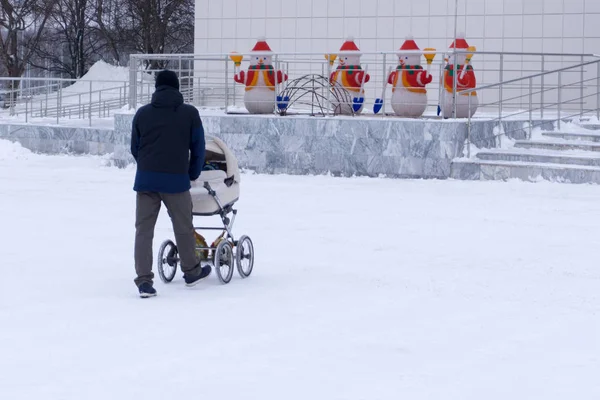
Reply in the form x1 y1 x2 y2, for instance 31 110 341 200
441 33 478 118
330 37 370 115
232 37 288 114
387 36 433 117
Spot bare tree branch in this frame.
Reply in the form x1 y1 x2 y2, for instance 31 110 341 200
0 0 57 101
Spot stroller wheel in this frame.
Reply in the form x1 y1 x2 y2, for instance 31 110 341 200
214 241 234 284
236 235 254 278
157 240 178 283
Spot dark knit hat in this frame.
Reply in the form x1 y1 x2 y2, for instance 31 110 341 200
155 70 179 90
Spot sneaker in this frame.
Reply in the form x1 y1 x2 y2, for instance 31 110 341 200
138 282 157 298
184 265 212 287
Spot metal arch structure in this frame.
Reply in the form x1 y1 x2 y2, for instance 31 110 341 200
275 74 356 116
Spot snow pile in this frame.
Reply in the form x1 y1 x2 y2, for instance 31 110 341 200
0 139 31 160
527 118 598 141
55 60 157 107
63 60 129 93
585 115 599 124
554 119 594 133
100 144 136 169
529 125 547 140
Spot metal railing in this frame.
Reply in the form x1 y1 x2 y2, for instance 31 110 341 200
128 55 218 109
1 49 598 132
0 77 138 126
461 57 600 157
129 50 600 120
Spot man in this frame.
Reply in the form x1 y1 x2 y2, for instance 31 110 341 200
130 69 211 298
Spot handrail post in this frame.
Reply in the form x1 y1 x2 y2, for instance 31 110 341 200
382 52 387 116
273 53 278 115
58 82 62 121
467 95 472 158
56 80 59 125
224 54 229 111
326 52 332 116
558 71 562 130
452 50 458 118
286 61 290 109
597 61 600 120
129 55 137 109
497 54 504 148
529 77 533 139
140 71 144 105
438 54 445 117
178 55 182 100
541 55 545 119
89 81 92 127
499 54 504 123
10 79 15 116
311 69 315 115
321 60 325 114
580 55 585 118
45 79 48 116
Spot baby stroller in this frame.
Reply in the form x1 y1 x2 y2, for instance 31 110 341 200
156 136 254 284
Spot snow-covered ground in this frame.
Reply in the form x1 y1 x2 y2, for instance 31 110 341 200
0 139 599 399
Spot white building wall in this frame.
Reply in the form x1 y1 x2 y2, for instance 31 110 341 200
196 0 600 55
194 0 600 114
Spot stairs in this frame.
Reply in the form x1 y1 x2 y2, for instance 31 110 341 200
579 122 600 130
540 131 600 142
451 125 600 184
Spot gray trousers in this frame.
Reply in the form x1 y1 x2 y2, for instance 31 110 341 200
134 191 200 287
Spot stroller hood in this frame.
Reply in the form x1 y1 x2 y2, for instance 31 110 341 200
204 135 240 184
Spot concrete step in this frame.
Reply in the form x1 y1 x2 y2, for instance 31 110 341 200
579 123 600 130
514 139 600 152
541 131 600 142
451 158 600 184
475 148 600 167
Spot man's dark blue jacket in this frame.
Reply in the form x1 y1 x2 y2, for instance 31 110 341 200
130 85 205 193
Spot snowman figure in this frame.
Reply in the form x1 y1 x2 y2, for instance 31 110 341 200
330 37 370 115
233 37 288 114
441 34 478 118
387 36 433 118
